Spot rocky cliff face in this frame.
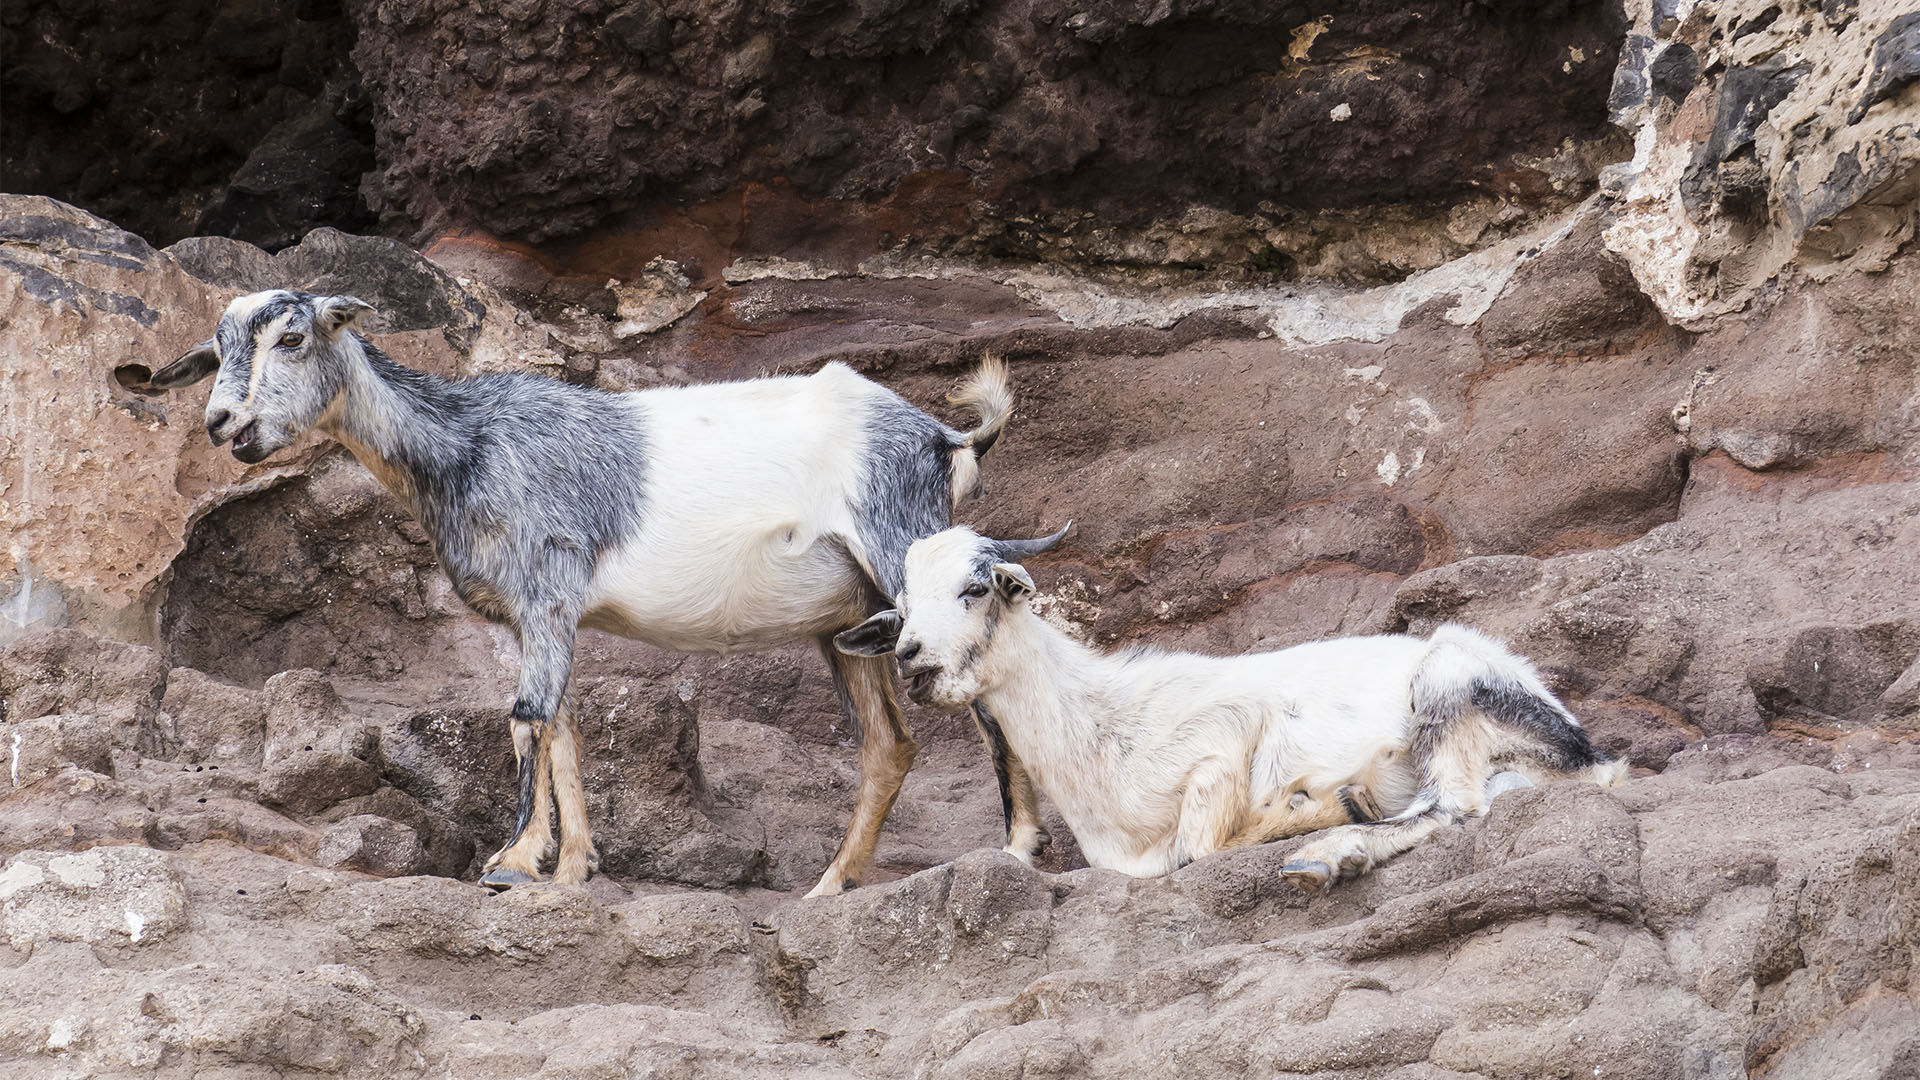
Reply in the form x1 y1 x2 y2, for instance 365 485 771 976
7 1 1920 1077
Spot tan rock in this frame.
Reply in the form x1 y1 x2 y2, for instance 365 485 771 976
0 198 322 642
0 846 184 950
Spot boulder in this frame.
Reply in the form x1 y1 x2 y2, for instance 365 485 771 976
155 666 267 766
258 670 381 816
0 628 166 759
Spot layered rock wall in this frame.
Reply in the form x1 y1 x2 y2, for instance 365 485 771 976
7 1 1920 1076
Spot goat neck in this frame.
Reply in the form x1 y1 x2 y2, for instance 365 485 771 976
971 606 1120 760
316 336 469 515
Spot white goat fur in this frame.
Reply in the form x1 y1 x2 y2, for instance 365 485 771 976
586 369 900 652
852 527 1626 886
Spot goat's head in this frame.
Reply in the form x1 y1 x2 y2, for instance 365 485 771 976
144 290 373 464
835 523 1069 706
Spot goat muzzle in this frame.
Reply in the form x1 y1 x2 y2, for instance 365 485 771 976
902 665 940 702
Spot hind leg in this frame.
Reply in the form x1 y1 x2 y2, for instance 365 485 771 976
481 719 555 887
1282 802 1464 894
1468 668 1625 789
809 646 917 898
1225 783 1380 848
1283 710 1496 894
973 703 1049 863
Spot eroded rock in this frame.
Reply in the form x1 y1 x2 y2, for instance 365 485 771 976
0 846 185 950
6 15 1920 1063
259 669 382 816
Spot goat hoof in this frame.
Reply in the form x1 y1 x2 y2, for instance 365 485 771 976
1281 860 1334 895
1338 783 1383 823
804 876 854 899
1485 770 1535 802
479 868 540 890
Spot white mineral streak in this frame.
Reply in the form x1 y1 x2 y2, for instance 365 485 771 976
721 202 1593 347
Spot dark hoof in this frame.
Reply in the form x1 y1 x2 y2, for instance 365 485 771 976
1281 859 1334 895
479 868 540 891
1338 783 1382 823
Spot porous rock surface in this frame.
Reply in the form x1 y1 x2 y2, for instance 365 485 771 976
7 0 1626 272
9 1 1920 1075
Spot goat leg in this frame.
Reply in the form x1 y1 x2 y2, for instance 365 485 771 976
480 711 554 889
480 617 577 889
508 720 540 844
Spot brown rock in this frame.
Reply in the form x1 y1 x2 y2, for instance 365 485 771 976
0 628 166 759
258 670 381 816
0 198 311 642
12 28 1920 1067
317 815 427 878
345 0 1622 260
0 766 160 859
0 846 186 950
1478 216 1664 357
5 714 114 789
156 666 267 766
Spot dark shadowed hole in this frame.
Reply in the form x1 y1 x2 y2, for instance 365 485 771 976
113 363 165 397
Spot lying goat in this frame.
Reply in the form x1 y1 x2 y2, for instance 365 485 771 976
835 526 1627 890
145 289 1017 895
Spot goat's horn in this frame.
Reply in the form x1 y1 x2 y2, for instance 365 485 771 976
991 522 1071 562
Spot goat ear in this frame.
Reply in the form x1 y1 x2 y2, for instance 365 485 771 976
315 295 373 338
834 610 904 656
991 562 1036 602
145 339 219 388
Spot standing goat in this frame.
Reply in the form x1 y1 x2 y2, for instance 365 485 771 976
145 289 1019 895
835 526 1627 890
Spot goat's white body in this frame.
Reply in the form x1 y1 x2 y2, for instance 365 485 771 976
583 363 890 652
978 618 1445 875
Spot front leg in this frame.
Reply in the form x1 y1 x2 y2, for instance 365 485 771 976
1003 757 1049 864
480 608 587 888
1171 755 1254 868
972 703 1049 864
1225 783 1379 850
479 702 556 888
546 697 599 885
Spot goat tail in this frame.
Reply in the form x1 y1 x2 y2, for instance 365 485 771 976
1412 624 1622 787
951 353 1013 454
946 354 1013 503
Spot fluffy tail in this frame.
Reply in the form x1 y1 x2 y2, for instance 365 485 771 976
946 354 1013 504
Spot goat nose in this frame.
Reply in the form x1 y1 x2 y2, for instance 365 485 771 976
897 640 922 663
206 408 230 436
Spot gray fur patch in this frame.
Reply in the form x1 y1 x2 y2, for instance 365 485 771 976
212 292 311 400
854 390 965 599
357 346 650 721
972 702 1015 837
1469 680 1606 772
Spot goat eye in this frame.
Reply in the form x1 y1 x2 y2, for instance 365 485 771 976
278 333 305 348
961 583 989 599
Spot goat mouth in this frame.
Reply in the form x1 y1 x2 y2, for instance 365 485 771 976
231 421 267 462
904 667 939 700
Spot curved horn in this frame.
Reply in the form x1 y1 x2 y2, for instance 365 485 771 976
990 521 1071 562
